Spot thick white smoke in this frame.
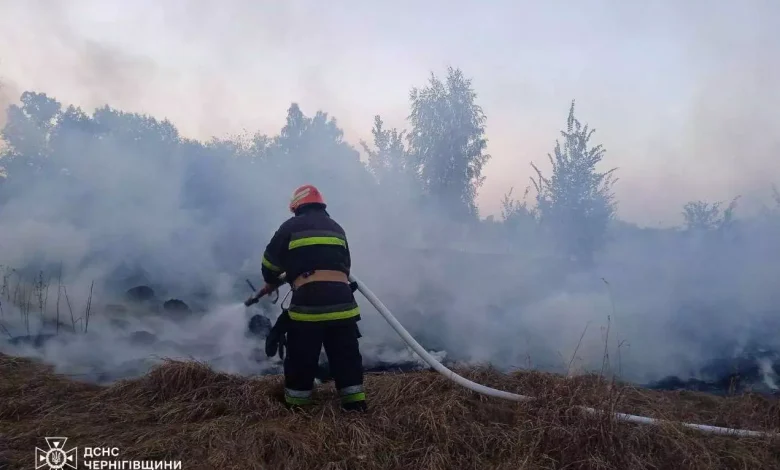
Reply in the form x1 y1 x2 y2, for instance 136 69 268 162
0 0 779 391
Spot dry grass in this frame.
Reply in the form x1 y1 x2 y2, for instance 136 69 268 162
1 353 779 470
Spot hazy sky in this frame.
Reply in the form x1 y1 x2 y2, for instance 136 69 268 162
1 0 778 225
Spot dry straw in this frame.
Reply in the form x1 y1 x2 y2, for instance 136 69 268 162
1 353 778 470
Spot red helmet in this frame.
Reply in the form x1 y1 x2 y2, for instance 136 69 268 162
289 184 325 213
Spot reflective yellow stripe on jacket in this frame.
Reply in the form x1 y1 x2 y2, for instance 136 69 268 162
288 229 346 250
261 254 281 272
288 302 360 322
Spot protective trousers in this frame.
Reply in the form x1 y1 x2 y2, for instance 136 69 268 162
283 322 367 411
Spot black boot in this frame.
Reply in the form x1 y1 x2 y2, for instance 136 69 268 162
341 400 367 412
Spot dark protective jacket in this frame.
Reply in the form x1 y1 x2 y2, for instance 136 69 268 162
261 203 360 323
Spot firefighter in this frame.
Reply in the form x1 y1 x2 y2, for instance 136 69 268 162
259 184 366 412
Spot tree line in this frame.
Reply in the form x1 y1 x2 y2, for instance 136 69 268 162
0 66 777 272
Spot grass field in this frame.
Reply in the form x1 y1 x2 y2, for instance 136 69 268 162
1 352 779 469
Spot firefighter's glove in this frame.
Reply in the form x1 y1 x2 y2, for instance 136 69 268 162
278 333 287 361
265 310 291 359
349 281 358 293
266 330 287 360
265 327 281 357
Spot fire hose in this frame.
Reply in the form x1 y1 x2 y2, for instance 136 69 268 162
245 274 778 438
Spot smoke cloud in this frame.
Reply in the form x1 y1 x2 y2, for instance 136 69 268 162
0 0 779 390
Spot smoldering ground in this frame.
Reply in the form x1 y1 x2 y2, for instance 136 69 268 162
0 280 446 383
1 1 780 395
1 198 779 394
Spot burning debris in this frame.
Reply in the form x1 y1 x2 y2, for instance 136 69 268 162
125 285 156 304
247 314 272 338
163 299 191 314
0 276 777 398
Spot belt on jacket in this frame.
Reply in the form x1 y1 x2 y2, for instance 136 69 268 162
292 270 349 290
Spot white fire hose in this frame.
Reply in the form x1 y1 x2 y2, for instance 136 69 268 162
349 274 778 439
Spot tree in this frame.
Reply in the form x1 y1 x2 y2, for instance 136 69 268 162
681 197 740 232
268 103 370 208
530 100 617 265
501 186 535 227
271 103 361 168
360 115 420 200
500 186 539 249
0 92 62 186
272 103 359 165
407 67 490 219
361 115 406 182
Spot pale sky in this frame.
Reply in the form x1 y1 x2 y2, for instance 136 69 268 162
1 0 778 225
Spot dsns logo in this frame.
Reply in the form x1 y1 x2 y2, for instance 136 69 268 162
35 437 78 469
